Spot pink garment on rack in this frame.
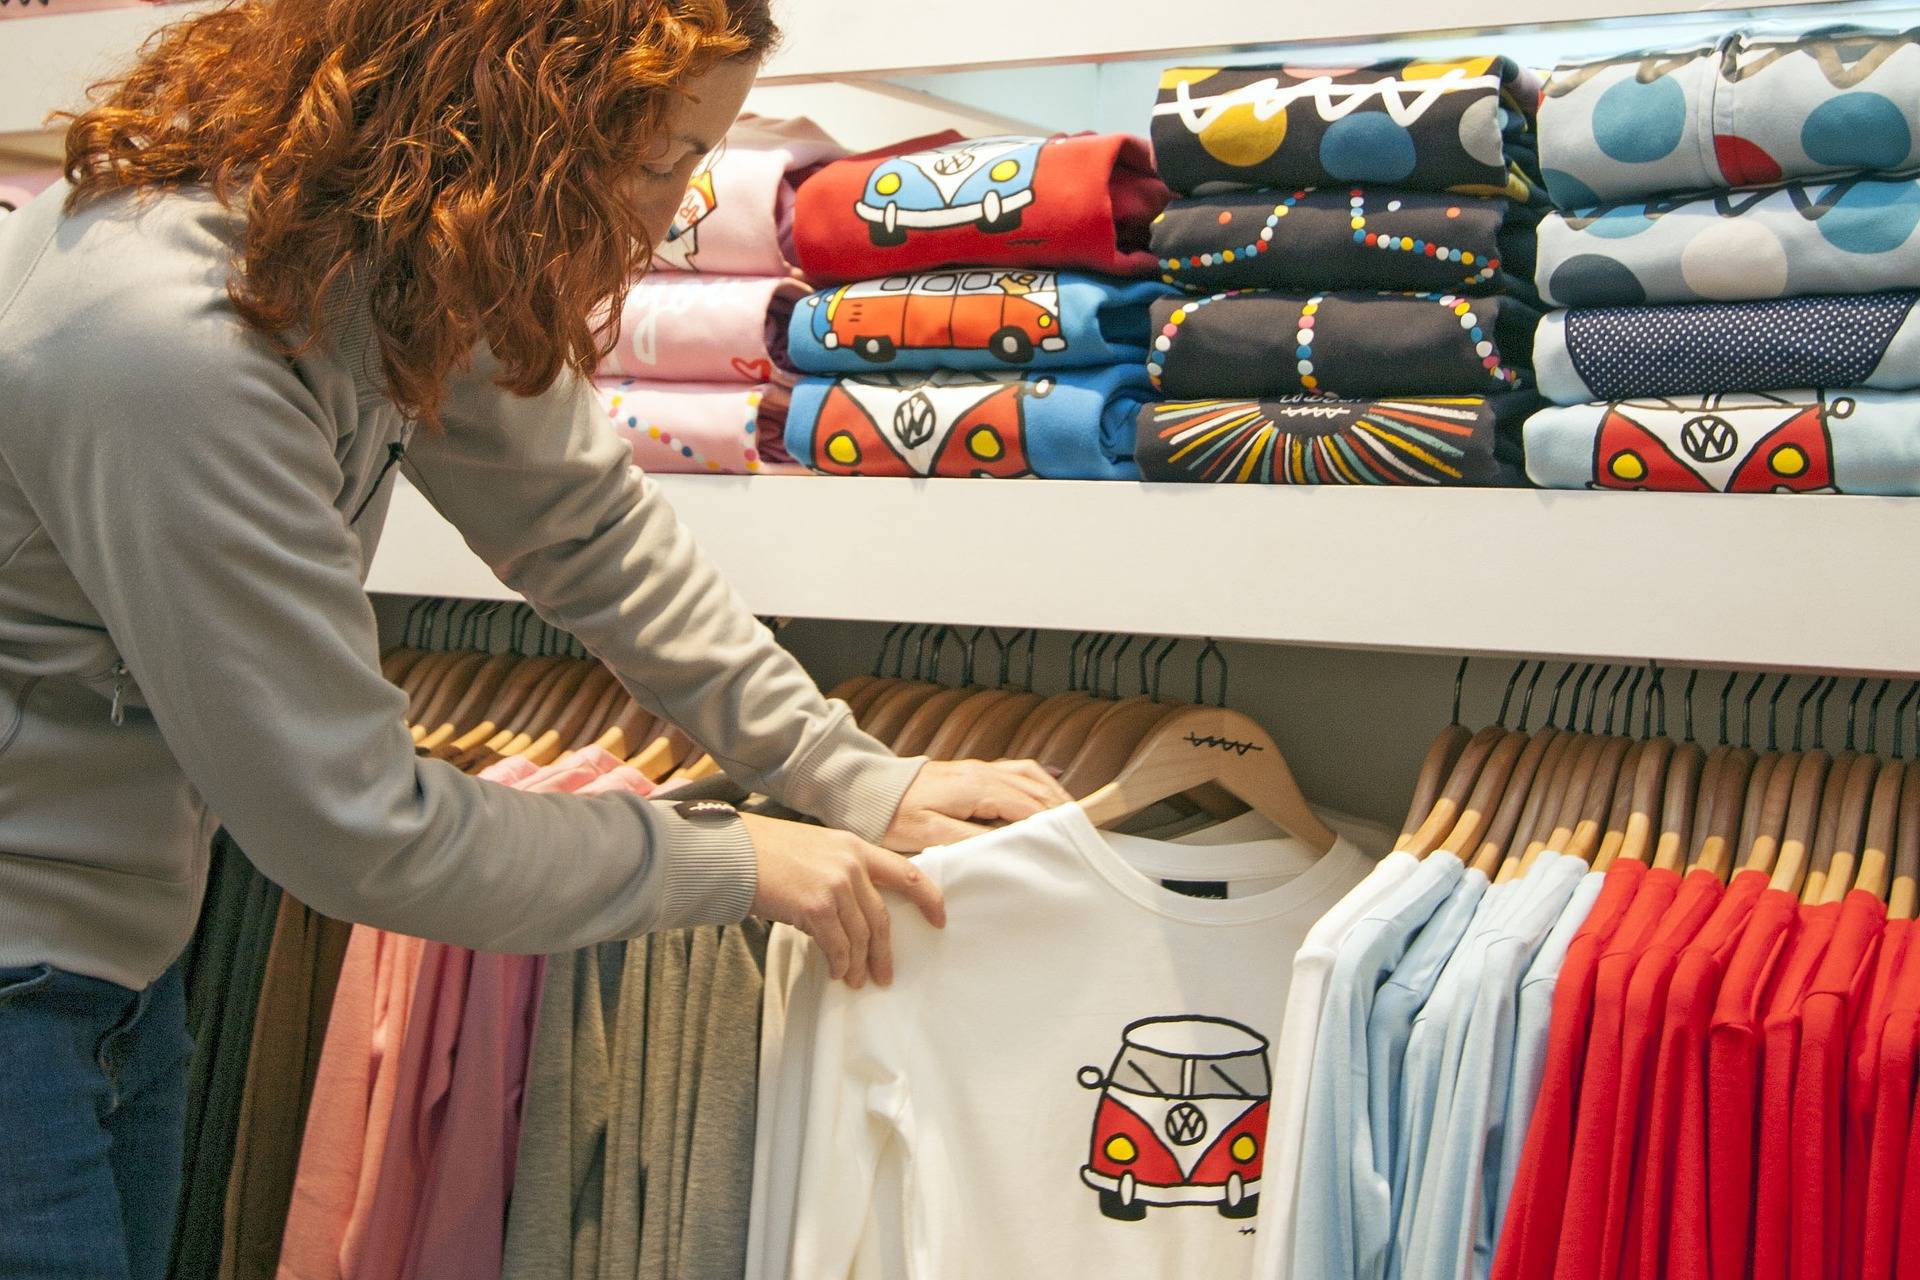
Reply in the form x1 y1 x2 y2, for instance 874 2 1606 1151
275 928 427 1280
0 170 59 215
596 376 805 476
600 273 806 384
347 749 645 1280
653 114 844 277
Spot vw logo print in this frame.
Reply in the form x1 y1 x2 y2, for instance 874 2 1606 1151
1165 1103 1209 1147
893 393 937 449
1680 414 1739 464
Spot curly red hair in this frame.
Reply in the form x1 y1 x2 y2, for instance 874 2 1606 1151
61 0 778 426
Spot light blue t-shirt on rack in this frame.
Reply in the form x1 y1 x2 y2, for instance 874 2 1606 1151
1401 852 1590 1280
1360 866 1490 1280
1387 876 1521 1280
1493 869 1606 1239
1288 851 1465 1280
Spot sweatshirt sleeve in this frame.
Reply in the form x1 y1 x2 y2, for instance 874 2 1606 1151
404 351 922 844
5 297 768 952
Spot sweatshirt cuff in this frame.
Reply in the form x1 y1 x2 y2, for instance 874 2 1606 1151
649 802 759 929
778 709 927 845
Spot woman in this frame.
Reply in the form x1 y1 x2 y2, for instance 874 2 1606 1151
0 2 1069 1274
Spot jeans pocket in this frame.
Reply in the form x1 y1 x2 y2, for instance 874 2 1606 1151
0 964 54 1007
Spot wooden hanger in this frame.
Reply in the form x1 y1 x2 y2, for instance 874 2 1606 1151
1735 750 1784 869
920 688 1012 760
1800 746 1848 905
953 691 1047 760
1559 735 1634 868
1816 752 1879 904
1518 733 1604 871
1611 737 1672 870
1767 749 1833 898
446 658 576 771
1650 740 1699 871
891 685 982 759
1404 724 1508 858
631 724 697 782
436 655 561 761
1688 744 1730 865
1496 731 1578 881
1399 724 1472 851
1058 699 1187 798
573 678 630 749
591 694 657 759
416 652 518 752
1855 759 1904 906
1888 763 1920 921
522 666 620 766
1078 706 1336 852
1443 729 1528 872
410 651 491 743
1467 728 1558 878
1689 748 1752 881
497 660 596 760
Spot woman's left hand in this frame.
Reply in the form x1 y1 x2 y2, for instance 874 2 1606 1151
881 759 1074 852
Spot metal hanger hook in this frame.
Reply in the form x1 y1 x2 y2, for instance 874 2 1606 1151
1766 673 1791 752
1682 668 1698 743
1451 656 1469 726
1515 661 1547 732
1195 639 1228 708
1793 677 1822 753
1810 675 1838 751
1580 664 1609 735
1604 665 1633 736
1546 664 1578 729
1866 679 1893 755
1496 660 1526 729
1896 683 1919 760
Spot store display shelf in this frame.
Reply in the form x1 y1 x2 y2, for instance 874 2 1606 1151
372 476 1920 676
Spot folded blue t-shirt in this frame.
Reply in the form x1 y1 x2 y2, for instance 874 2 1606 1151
786 363 1151 480
787 270 1175 374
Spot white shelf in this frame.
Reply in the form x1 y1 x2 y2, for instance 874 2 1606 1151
758 0 1857 80
371 476 1920 677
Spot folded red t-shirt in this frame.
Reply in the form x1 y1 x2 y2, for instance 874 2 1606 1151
794 132 1170 282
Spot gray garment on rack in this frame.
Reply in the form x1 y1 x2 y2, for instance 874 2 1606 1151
506 925 768 1280
502 940 625 1280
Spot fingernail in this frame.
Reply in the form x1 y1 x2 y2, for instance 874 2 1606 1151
1046 765 1064 777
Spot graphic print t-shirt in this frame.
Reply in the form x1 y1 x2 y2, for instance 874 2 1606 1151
762 804 1374 1279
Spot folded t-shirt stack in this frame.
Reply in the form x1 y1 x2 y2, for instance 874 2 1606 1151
1140 57 1546 485
1526 24 1920 495
781 132 1172 480
595 115 842 476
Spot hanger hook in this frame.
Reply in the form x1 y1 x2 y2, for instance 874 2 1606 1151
1604 665 1633 736
1866 679 1893 755
1810 675 1839 751
1648 665 1667 739
1793 677 1821 753
1844 678 1867 752
1107 635 1136 698
1740 672 1764 749
1514 661 1546 732
1766 673 1791 752
872 623 904 678
1065 633 1090 692
1195 639 1228 708
1620 666 1645 738
1450 657 1469 726
1138 637 1170 702
1896 683 1919 759
1154 638 1181 702
1681 668 1697 742
1495 661 1526 728
1579 665 1608 735
1023 629 1039 693
1546 664 1577 729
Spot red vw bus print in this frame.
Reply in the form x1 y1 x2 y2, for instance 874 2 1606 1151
1077 1015 1271 1222
809 371 1042 479
806 270 1067 365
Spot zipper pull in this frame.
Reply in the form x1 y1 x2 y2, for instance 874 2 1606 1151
109 661 130 726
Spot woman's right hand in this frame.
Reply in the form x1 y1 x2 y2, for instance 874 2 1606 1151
742 813 947 991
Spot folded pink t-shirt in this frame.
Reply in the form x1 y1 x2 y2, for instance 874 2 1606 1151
600 273 806 385
596 376 803 476
653 113 844 277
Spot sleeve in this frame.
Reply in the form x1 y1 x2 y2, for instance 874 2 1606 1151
405 351 923 844
9 312 763 950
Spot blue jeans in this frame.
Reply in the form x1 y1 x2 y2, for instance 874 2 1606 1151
0 962 190 1280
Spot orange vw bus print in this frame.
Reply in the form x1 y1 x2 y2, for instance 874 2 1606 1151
1078 1015 1272 1222
804 270 1067 365
808 371 1041 479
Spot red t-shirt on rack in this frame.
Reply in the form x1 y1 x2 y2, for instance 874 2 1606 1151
1750 900 1843 1280
1844 917 1912 1280
1492 859 1649 1280
1901 1057 1920 1280
1789 890 1886 1280
1632 868 1768 1280
1865 926 1920 1280
1704 887 1801 1280
1594 868 1730 1280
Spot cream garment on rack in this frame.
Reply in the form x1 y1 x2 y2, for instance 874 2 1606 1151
745 804 1380 1279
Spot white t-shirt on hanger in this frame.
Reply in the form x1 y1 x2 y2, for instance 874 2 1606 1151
746 803 1376 1279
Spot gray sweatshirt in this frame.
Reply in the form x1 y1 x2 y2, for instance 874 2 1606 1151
0 184 921 990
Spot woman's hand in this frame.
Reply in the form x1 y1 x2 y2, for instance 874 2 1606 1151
880 759 1075 851
745 813 945 990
